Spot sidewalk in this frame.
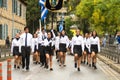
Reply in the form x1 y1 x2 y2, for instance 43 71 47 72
97 54 120 73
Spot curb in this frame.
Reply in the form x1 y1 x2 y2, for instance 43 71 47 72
97 54 120 73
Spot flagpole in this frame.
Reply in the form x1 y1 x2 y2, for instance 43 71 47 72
44 17 46 30
39 19 41 33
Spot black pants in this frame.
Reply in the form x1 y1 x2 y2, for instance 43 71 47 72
38 45 46 65
21 46 31 69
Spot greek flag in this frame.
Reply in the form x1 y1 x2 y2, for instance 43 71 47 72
59 22 63 32
39 0 48 21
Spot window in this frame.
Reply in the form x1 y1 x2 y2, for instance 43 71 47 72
0 24 8 40
20 4 22 16
0 24 2 39
12 0 17 14
0 0 7 9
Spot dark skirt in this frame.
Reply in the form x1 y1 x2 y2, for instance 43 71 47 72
91 45 98 53
38 44 45 55
34 45 38 53
45 46 54 56
84 46 89 54
73 45 82 57
13 46 20 56
59 43 67 53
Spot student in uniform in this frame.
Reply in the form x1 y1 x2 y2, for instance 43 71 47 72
44 31 54 71
11 33 21 69
19 27 33 71
55 32 60 62
59 30 69 67
71 29 84 71
90 31 100 69
38 28 47 67
32 34 39 64
83 33 90 66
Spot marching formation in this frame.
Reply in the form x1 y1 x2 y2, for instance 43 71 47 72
11 27 100 72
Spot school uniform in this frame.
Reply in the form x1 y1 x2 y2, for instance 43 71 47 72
38 32 47 66
11 38 21 56
59 35 69 53
44 38 54 56
90 36 100 53
71 35 84 57
84 37 90 54
19 32 33 70
32 38 38 53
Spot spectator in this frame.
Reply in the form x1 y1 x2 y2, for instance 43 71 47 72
5 36 10 48
102 36 106 47
109 34 114 45
116 31 120 49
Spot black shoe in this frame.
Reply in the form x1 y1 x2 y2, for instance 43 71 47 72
45 64 49 69
17 66 20 69
81 61 83 64
63 64 66 67
92 62 94 67
78 68 80 71
74 63 77 68
57 60 59 62
26 68 29 71
38 62 40 64
87 62 88 65
94 65 97 69
89 64 91 67
35 61 38 64
50 68 53 71
14 65 16 69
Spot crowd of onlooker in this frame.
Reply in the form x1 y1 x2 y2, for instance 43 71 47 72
101 31 120 48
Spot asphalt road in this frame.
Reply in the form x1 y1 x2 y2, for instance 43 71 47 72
1 55 120 80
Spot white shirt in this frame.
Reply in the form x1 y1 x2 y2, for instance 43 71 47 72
11 38 21 53
32 38 38 52
55 36 60 50
43 38 54 47
71 35 84 52
38 32 47 45
19 32 33 52
90 36 100 52
59 35 69 48
84 37 90 52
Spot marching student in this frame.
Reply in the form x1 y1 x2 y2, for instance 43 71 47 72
55 32 60 62
83 33 90 66
90 31 100 69
44 31 54 71
32 34 39 64
59 30 69 67
71 29 84 71
38 28 47 67
11 33 21 69
19 27 33 71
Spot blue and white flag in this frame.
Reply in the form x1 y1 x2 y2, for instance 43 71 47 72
59 23 63 32
39 0 48 21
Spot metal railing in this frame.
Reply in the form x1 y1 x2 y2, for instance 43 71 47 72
100 44 120 63
0 48 12 59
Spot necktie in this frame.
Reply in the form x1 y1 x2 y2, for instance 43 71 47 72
25 33 27 47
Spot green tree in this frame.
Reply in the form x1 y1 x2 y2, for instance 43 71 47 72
65 17 74 38
75 0 120 35
26 0 40 34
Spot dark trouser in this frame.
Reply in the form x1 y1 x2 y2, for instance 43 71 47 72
38 45 46 65
21 46 31 69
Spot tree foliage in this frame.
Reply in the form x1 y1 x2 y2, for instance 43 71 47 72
26 0 40 34
76 0 120 35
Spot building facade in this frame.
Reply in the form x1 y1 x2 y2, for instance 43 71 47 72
0 0 26 45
